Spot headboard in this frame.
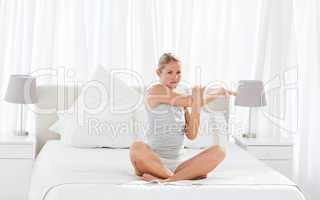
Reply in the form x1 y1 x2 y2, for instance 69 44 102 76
33 85 230 154
34 85 81 154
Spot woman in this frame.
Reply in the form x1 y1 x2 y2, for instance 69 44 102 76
130 53 236 183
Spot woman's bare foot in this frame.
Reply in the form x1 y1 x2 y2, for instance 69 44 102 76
193 174 207 180
141 173 207 183
161 174 208 183
141 173 165 182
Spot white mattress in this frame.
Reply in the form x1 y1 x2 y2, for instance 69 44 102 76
29 140 305 200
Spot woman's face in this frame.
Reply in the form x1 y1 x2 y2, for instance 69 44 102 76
157 61 181 89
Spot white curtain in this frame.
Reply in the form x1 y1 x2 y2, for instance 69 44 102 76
0 0 319 198
293 0 320 200
250 0 298 138
0 0 36 134
0 0 265 133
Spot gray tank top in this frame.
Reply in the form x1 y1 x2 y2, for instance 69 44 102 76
145 103 186 159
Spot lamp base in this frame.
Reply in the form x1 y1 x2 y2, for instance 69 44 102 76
242 133 256 138
14 130 29 136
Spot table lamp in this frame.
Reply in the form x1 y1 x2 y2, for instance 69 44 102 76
4 75 38 136
235 80 267 138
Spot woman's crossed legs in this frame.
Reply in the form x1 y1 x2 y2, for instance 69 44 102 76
129 141 225 182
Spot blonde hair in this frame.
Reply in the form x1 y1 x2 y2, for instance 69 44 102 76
158 53 180 72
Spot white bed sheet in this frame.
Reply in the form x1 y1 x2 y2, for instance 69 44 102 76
28 140 305 200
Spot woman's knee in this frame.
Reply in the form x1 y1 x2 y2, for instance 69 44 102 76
210 145 226 162
131 141 148 151
130 141 149 160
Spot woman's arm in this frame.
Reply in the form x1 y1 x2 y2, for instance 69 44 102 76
146 84 193 109
146 84 237 109
184 87 237 140
201 87 238 106
184 86 202 140
183 107 192 138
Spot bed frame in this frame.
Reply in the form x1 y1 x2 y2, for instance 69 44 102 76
33 84 230 154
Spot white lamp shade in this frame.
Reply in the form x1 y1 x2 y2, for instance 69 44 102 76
4 75 38 104
235 80 267 107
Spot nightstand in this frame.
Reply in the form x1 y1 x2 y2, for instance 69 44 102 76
0 135 36 200
234 135 293 179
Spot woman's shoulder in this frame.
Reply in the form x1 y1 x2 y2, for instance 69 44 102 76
145 84 167 108
147 84 169 95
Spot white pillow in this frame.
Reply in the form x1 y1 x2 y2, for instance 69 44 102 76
49 66 143 148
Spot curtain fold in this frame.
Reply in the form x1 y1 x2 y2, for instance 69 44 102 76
293 0 320 199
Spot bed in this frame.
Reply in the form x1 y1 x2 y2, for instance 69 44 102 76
29 140 304 200
28 85 305 200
